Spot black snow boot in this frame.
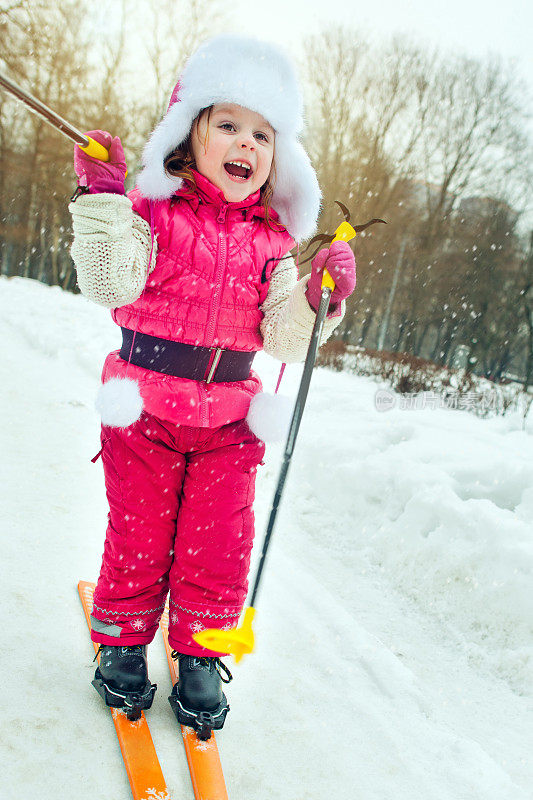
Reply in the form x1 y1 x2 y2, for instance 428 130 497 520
168 652 233 740
92 645 157 720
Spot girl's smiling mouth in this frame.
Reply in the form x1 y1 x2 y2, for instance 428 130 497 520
224 160 253 181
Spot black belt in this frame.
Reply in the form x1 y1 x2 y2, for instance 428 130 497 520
119 328 255 383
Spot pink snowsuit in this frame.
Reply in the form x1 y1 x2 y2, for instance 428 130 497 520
90 171 295 656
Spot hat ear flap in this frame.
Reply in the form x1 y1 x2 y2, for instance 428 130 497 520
271 134 322 243
136 166 183 200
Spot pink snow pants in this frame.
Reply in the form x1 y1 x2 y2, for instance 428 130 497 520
90 412 265 656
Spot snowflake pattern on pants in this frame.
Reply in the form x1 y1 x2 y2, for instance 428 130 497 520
190 620 206 634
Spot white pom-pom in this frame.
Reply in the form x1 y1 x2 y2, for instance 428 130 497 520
95 378 144 427
246 392 294 443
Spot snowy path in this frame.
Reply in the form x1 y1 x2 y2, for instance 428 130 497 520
1 277 532 800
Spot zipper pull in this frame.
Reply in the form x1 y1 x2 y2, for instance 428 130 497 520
91 435 109 463
217 205 227 224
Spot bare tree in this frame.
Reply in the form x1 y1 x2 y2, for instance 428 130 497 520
300 25 532 385
520 232 533 389
1 0 139 285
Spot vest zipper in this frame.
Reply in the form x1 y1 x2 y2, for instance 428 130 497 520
205 204 228 345
201 203 228 427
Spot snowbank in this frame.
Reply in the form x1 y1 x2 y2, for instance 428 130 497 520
1 276 532 800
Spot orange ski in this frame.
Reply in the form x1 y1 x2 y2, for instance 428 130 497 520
159 609 229 800
78 581 171 800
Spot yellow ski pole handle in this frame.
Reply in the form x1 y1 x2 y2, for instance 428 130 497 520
321 219 357 290
78 135 127 177
77 136 110 162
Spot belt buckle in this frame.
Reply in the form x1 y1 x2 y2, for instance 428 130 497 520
204 347 224 384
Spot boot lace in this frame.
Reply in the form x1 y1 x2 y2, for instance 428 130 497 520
171 650 233 683
93 644 143 662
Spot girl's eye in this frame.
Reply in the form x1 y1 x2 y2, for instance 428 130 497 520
255 132 269 142
220 123 235 131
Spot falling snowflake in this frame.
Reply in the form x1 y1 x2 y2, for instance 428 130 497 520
170 611 180 625
131 618 146 631
190 620 205 634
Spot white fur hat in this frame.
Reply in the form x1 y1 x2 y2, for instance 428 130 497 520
136 34 321 242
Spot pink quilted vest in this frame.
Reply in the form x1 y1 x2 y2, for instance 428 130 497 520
101 170 295 428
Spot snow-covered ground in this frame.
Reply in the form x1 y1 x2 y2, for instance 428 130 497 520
1 275 532 800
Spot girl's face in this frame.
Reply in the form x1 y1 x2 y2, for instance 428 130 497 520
191 103 275 202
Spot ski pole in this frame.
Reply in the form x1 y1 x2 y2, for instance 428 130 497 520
193 219 357 661
0 71 109 161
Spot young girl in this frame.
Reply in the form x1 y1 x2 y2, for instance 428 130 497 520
70 34 356 734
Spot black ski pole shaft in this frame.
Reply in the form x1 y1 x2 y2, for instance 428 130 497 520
249 285 332 608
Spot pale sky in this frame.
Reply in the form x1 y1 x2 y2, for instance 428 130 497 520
227 0 533 92
96 0 533 98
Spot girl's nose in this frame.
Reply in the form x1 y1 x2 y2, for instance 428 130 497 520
238 133 255 151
